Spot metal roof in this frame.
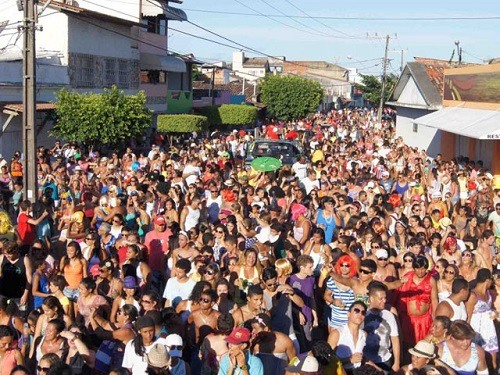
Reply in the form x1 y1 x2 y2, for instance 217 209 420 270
413 107 500 140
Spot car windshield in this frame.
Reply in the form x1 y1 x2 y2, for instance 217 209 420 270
251 142 297 157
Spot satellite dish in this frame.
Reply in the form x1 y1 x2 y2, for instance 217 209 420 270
0 20 8 35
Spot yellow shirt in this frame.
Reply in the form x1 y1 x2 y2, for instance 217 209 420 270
312 149 324 163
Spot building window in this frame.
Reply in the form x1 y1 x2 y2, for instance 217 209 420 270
104 58 116 87
118 59 129 88
140 70 166 84
142 16 166 35
413 123 418 133
75 54 95 88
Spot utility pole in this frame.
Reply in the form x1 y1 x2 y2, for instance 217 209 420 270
377 34 390 125
210 67 216 106
22 0 38 201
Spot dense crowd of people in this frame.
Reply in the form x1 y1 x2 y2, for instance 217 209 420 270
0 107 498 375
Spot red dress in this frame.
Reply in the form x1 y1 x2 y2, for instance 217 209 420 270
397 271 433 347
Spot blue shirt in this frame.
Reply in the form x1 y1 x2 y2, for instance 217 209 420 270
218 352 264 375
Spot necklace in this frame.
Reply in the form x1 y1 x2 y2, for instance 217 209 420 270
322 210 333 224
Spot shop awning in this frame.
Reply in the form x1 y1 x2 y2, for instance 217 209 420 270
139 53 186 73
142 2 188 21
414 107 500 140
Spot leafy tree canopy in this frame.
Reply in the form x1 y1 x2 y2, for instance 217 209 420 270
259 74 324 120
356 73 399 106
52 86 152 149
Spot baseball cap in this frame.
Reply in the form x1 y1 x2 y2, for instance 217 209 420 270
376 249 389 259
164 334 183 347
431 191 441 198
225 327 251 345
89 264 100 277
154 216 166 225
286 355 319 373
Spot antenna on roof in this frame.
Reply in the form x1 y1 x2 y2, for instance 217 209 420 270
454 40 462 64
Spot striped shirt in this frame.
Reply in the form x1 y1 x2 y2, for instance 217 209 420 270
326 277 355 328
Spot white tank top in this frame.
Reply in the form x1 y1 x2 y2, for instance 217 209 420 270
184 206 200 231
444 297 467 321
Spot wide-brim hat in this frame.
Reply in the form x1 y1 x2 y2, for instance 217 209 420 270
146 343 171 368
408 340 436 359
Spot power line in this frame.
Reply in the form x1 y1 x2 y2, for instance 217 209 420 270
259 0 332 38
184 19 349 74
231 0 332 38
281 0 360 39
462 49 486 62
181 8 500 21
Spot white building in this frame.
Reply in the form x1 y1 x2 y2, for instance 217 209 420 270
387 58 449 156
232 51 269 81
0 0 189 158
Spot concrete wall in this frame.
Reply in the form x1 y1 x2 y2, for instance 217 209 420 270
138 31 167 55
37 12 70 65
68 17 137 60
395 106 441 156
77 0 140 23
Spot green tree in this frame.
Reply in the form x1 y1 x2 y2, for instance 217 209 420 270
259 75 324 120
192 65 202 81
52 86 152 149
356 73 399 106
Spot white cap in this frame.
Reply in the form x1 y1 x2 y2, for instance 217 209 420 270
164 334 183 346
366 181 375 189
376 249 389 259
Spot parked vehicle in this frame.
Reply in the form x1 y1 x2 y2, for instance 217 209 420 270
245 139 305 167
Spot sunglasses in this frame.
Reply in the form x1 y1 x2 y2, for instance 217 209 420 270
360 269 373 274
266 281 279 288
37 366 50 372
216 230 224 234
205 270 216 276
167 345 183 350
445 270 455 275
141 299 152 304
462 253 472 257
199 297 212 303
340 263 350 268
404 258 414 263
371 245 380 249
377 258 388 261
352 307 366 316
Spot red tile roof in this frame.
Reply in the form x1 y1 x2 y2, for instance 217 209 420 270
413 57 477 96
3 103 57 112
